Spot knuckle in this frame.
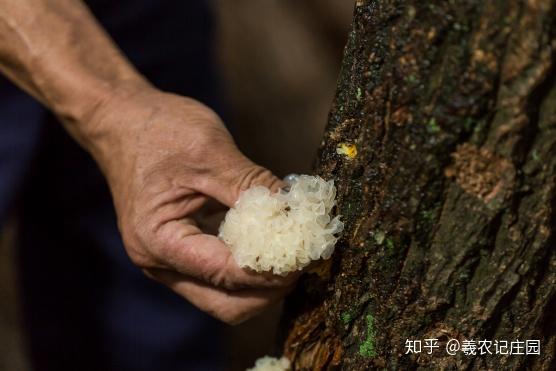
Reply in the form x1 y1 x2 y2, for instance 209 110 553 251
205 253 247 291
209 268 243 291
124 240 152 268
120 219 156 269
236 165 278 194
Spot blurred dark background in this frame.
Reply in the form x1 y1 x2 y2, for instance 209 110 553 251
0 1 353 370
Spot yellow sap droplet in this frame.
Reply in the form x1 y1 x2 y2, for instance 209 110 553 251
336 143 358 159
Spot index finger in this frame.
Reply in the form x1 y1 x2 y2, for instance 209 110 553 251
153 219 300 290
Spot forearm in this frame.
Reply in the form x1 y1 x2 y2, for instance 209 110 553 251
0 0 147 144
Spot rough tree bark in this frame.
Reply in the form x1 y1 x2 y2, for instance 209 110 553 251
281 0 556 370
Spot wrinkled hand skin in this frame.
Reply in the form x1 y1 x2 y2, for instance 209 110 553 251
86 84 298 324
0 0 298 324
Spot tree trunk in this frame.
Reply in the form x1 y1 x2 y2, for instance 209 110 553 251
281 0 556 370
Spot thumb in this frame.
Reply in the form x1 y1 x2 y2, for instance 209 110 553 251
197 154 285 208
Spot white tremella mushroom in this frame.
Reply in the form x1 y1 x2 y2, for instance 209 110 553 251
218 175 343 275
246 356 291 371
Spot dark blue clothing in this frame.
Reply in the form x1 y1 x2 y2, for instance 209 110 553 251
0 1 224 370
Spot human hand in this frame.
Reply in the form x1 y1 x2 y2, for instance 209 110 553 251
0 0 298 324
83 83 298 324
